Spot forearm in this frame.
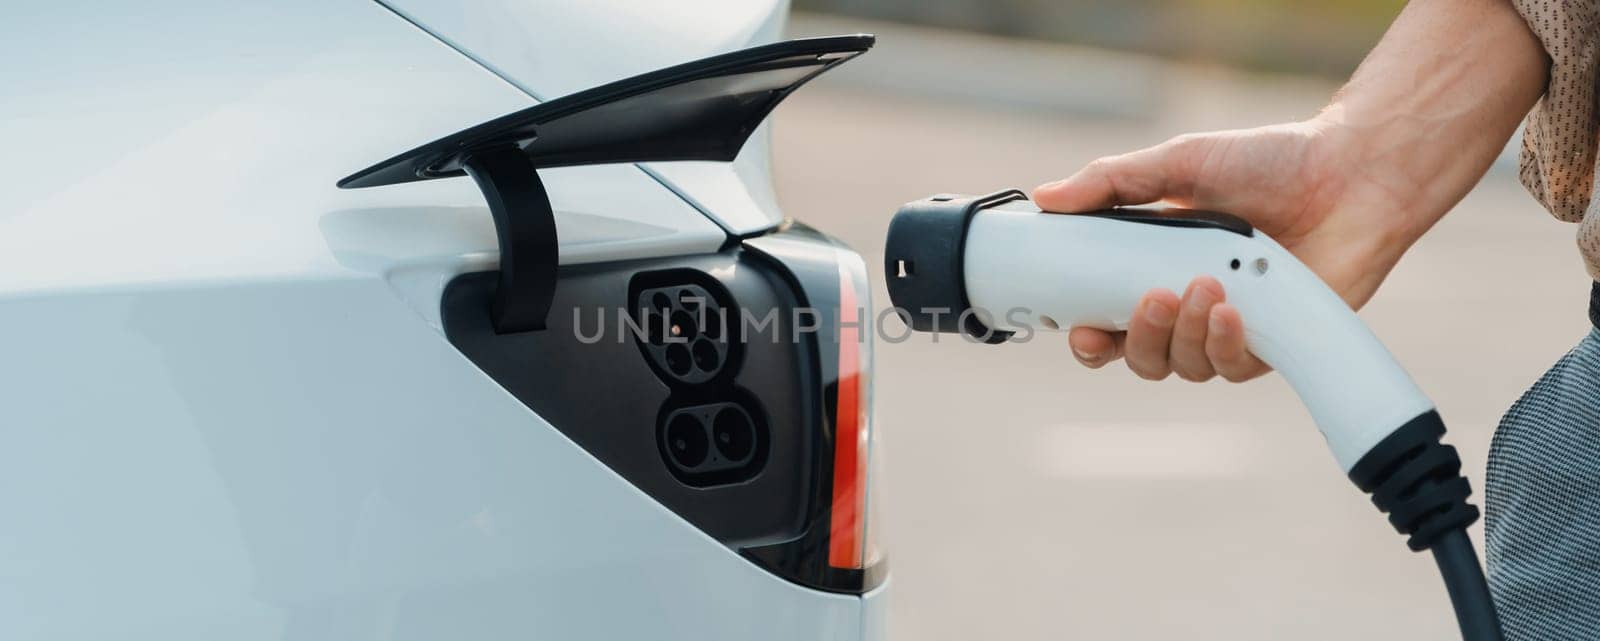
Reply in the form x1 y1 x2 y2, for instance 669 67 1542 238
1319 0 1547 247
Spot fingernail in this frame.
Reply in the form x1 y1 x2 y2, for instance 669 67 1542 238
1071 344 1095 363
1208 311 1227 336
1144 300 1174 326
1187 285 1216 312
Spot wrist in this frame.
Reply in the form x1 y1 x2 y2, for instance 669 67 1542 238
1307 0 1545 239
1292 110 1428 308
1307 101 1470 237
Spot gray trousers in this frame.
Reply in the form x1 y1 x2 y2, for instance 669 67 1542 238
1487 328 1600 640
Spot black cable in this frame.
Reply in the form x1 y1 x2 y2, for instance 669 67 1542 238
1347 412 1503 641
1431 529 1503 641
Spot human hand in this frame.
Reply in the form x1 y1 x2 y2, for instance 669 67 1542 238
1034 117 1423 382
1032 0 1544 383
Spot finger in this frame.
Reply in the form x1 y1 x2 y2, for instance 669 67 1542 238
1169 276 1225 381
1205 303 1270 382
1068 326 1124 369
1123 289 1180 380
1031 136 1201 212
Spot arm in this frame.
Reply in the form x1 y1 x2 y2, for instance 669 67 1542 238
1038 0 1548 382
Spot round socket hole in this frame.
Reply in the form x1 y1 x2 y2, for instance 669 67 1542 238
712 407 755 462
669 310 698 342
666 413 709 468
679 289 703 313
704 309 723 339
665 343 692 376
691 338 720 372
651 291 672 312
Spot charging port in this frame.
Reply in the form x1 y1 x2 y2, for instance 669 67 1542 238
658 399 767 486
633 279 739 387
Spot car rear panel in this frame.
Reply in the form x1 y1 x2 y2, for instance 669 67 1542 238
0 1 881 639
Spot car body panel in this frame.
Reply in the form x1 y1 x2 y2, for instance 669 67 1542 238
376 0 791 100
378 0 793 235
862 579 891 639
0 0 727 303
0 1 880 638
0 278 863 640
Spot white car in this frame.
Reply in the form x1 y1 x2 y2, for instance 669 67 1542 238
0 1 886 639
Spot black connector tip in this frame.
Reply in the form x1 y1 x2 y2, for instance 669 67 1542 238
883 190 1024 344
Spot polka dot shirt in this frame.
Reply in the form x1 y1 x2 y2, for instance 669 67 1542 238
1515 0 1600 277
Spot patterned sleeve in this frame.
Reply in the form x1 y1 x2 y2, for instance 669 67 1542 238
1513 0 1600 224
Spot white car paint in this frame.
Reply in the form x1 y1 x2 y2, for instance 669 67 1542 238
0 267 864 640
0 1 881 639
0 1 728 301
379 0 794 235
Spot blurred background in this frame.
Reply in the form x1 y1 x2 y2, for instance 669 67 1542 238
770 3 1594 640
797 0 1404 77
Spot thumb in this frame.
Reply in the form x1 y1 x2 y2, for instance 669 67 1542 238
1032 138 1198 213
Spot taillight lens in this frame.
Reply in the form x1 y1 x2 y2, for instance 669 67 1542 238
829 249 877 569
738 226 885 593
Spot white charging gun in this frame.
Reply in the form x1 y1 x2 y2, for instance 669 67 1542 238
884 190 1500 641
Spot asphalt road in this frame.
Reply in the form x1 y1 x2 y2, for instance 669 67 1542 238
774 17 1592 641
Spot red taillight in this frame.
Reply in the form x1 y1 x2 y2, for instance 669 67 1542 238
829 257 870 568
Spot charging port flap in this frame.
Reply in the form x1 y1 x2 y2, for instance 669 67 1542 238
336 35 874 333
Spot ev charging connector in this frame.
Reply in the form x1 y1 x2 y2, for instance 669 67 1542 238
884 189 1502 641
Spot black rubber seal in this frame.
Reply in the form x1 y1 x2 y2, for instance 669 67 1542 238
883 190 1024 344
1347 410 1481 551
